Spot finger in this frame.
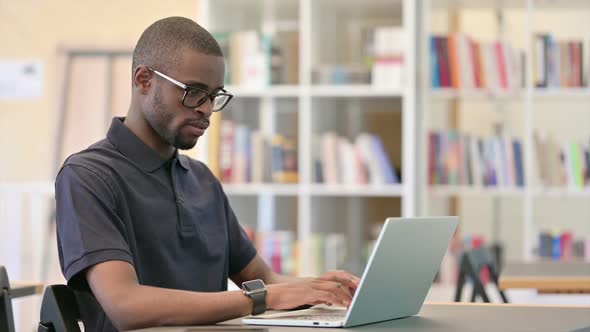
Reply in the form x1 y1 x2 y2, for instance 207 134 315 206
340 274 360 291
313 281 352 305
307 287 341 306
324 281 352 302
325 270 359 286
312 290 348 307
320 271 360 291
346 275 361 291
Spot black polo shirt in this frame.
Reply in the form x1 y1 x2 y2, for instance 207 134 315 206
55 117 256 332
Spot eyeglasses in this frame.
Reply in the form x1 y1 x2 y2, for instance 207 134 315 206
147 67 233 112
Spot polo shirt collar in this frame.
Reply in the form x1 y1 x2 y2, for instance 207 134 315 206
107 117 188 172
177 153 190 170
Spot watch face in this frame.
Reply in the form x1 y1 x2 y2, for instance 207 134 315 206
243 279 265 292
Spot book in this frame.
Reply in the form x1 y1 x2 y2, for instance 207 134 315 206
430 33 526 91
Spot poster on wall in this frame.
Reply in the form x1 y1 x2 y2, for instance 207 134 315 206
0 60 43 100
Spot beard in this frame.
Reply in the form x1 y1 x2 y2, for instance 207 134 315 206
173 133 198 150
144 85 198 150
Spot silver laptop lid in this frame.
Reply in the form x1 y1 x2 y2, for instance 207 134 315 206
343 216 458 327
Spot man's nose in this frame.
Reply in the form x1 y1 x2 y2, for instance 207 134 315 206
194 98 213 118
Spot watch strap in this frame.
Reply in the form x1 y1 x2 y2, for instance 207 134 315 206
250 290 266 315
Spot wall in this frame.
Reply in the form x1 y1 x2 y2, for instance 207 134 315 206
0 0 198 183
0 2 199 330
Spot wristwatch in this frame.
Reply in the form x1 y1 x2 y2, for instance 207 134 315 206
241 279 267 315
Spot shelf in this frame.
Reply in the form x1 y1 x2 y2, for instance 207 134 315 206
222 183 405 197
226 85 300 98
429 88 590 100
430 0 527 10
226 85 407 98
532 0 590 9
534 88 590 98
222 183 299 196
428 186 590 197
310 85 404 97
309 184 404 197
534 187 590 197
316 0 403 12
430 0 590 10
430 88 523 100
428 186 525 196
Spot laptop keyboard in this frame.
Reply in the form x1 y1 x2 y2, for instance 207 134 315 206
281 307 346 321
290 313 345 321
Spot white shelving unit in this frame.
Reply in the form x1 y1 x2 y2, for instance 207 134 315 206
533 187 590 198
223 183 300 196
197 0 417 276
309 85 405 97
428 186 525 197
427 186 590 198
227 85 300 98
421 0 590 261
430 88 525 100
430 88 590 100
308 184 405 197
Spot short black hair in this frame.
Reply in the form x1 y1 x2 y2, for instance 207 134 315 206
132 16 223 75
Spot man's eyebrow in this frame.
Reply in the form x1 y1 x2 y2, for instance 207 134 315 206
184 81 225 93
184 80 209 90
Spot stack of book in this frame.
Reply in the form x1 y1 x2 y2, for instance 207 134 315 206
538 230 590 261
213 30 299 86
206 118 298 184
311 25 405 87
429 33 525 91
244 228 348 276
534 131 590 189
315 132 399 185
311 64 370 85
428 130 525 188
369 26 405 88
533 34 585 88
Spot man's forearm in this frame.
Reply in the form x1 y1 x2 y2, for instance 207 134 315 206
231 255 301 286
266 272 301 284
107 285 252 330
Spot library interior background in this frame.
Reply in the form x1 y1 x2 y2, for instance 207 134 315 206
2 0 590 330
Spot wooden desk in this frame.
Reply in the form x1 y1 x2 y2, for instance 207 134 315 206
129 302 590 332
499 261 590 293
10 282 43 298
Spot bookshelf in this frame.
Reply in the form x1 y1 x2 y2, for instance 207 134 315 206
227 85 300 98
309 85 405 97
431 88 590 100
196 0 417 276
428 186 525 197
223 183 300 196
421 0 590 264
430 88 524 100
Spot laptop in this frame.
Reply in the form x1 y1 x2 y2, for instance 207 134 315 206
242 216 458 328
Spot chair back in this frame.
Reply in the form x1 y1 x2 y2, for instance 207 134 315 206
0 265 15 332
38 285 81 332
454 246 509 303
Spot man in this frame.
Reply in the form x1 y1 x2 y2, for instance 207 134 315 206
55 16 359 331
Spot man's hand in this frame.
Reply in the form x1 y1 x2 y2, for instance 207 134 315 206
265 271 360 310
318 270 361 294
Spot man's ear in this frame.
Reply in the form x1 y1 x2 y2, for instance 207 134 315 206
133 65 151 94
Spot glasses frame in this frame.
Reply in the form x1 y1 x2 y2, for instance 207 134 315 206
147 67 233 112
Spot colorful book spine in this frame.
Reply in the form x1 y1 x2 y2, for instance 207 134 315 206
427 131 526 188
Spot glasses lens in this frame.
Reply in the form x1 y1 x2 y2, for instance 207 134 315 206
211 94 231 111
183 89 208 108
